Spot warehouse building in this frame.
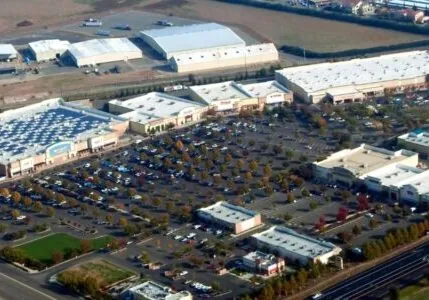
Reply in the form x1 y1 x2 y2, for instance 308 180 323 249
109 92 207 134
397 129 429 157
139 23 245 59
238 80 293 109
170 43 279 73
251 226 342 265
374 0 429 10
197 201 262 235
0 44 18 61
242 251 285 276
29 39 70 62
123 281 192 300
276 51 429 104
66 38 142 67
0 98 128 178
313 144 418 187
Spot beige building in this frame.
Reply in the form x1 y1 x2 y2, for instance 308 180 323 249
0 98 128 178
66 38 142 67
238 80 293 109
313 144 419 187
242 251 286 276
197 201 262 235
29 39 70 62
109 92 207 135
276 51 429 104
170 43 279 73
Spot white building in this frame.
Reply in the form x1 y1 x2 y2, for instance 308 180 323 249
397 130 429 157
252 226 342 265
242 251 285 276
66 38 142 67
276 51 429 104
29 39 70 62
238 80 293 108
170 43 279 73
374 0 429 10
109 92 207 134
197 201 262 234
0 44 18 61
313 144 418 187
123 281 192 300
139 23 245 59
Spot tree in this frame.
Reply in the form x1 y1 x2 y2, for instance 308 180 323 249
263 164 272 177
119 217 128 228
309 201 318 210
10 209 20 219
369 218 378 229
249 160 258 173
0 188 10 198
51 251 64 265
301 188 310 197
127 188 137 199
55 193 65 204
352 224 362 235
284 149 295 160
336 206 349 222
357 193 370 211
80 240 93 253
22 196 32 208
105 214 114 225
11 191 21 206
45 207 55 217
33 201 43 213
152 197 161 208
287 193 295 203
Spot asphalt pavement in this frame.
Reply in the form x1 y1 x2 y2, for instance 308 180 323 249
318 242 429 300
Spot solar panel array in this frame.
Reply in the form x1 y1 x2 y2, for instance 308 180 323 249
0 107 110 161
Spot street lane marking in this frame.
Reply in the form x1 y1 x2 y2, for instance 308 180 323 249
0 272 56 300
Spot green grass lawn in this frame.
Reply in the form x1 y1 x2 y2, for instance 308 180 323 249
17 233 112 264
399 278 429 300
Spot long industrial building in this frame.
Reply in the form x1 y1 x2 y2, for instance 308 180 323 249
313 144 418 187
276 51 429 104
66 38 142 67
0 98 128 178
0 44 18 61
170 43 279 73
197 201 262 234
109 92 207 134
29 39 70 62
251 226 342 265
374 0 429 10
189 80 292 113
139 23 245 59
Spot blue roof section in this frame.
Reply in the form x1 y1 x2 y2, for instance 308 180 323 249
140 23 245 55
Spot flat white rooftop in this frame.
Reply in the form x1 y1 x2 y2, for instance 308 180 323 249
172 43 278 66
67 38 141 60
190 81 252 104
243 251 280 267
276 51 429 94
314 144 418 177
0 98 124 164
140 22 245 56
239 80 290 98
398 130 429 148
198 201 259 224
0 44 18 56
252 226 339 259
110 92 204 124
29 39 70 54
127 281 191 300
365 163 424 187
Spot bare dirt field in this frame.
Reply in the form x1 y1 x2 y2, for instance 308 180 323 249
139 0 429 52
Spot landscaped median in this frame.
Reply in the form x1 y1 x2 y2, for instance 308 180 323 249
0 233 113 271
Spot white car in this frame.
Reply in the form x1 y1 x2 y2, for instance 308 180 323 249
174 235 182 240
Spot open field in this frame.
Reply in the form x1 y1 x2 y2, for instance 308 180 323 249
17 233 112 264
58 259 135 286
140 0 429 52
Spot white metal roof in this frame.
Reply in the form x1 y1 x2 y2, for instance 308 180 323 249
29 39 70 54
198 201 259 224
67 38 141 60
0 98 125 164
252 226 340 259
140 23 245 55
127 281 191 300
314 144 418 177
398 170 429 194
171 43 278 66
239 80 290 98
375 0 429 10
365 163 424 187
0 44 18 56
110 92 204 125
190 81 252 104
276 51 429 94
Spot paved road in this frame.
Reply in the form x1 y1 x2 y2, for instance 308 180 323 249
318 242 429 300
